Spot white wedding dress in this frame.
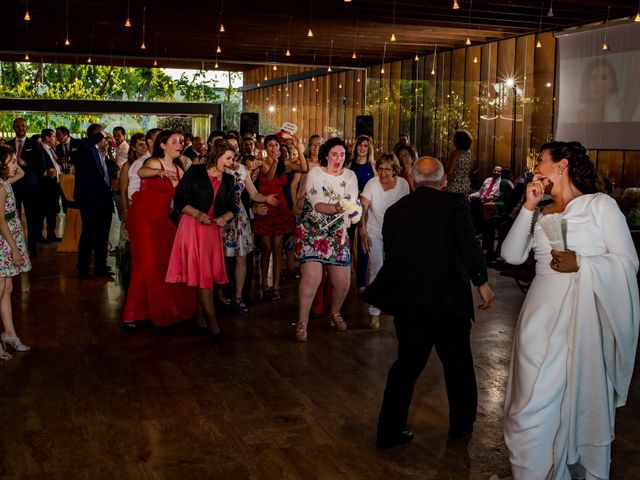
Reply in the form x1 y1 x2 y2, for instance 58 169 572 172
501 193 639 480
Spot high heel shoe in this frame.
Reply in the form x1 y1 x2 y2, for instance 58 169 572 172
0 343 12 360
294 322 308 342
1 333 30 352
330 313 347 331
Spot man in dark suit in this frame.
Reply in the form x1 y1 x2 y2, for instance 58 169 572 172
55 126 81 169
39 129 63 242
363 156 494 449
72 123 117 279
7 117 46 258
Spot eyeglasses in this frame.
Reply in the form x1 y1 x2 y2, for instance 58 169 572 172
378 167 393 172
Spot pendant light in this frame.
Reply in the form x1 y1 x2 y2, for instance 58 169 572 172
140 6 147 49
125 0 131 27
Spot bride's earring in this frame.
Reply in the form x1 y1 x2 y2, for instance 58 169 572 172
558 169 563 176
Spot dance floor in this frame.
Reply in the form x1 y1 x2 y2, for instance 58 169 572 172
1 241 639 479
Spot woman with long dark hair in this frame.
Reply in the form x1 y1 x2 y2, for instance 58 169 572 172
502 141 639 479
122 130 195 327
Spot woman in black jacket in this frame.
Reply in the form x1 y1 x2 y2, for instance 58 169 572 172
166 140 237 339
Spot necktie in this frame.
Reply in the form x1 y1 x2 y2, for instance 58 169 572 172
17 139 23 159
482 178 497 201
64 143 69 157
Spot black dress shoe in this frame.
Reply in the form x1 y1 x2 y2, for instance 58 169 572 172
447 426 473 441
376 429 414 449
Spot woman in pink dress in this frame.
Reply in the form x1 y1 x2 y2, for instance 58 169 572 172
122 130 196 327
166 141 236 340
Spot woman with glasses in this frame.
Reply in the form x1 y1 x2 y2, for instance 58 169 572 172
359 153 410 329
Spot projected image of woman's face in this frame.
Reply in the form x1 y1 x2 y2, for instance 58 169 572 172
589 65 615 99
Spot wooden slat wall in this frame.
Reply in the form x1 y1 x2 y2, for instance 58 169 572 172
242 31 640 184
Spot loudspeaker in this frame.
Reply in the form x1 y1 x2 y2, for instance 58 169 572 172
240 112 260 137
355 115 374 139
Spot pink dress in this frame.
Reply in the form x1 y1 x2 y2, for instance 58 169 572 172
166 174 228 289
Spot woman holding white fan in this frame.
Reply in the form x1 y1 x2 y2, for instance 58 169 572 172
501 141 639 480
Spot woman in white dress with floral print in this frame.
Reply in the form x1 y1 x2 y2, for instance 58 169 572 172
294 137 362 341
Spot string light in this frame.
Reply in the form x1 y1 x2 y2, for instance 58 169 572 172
453 0 460 9
140 6 147 49
24 53 30 61
390 0 397 41
473 56 478 63
217 45 222 53
466 37 471 45
153 59 158 66
415 52 420 61
64 0 70 46
24 0 31 21
125 0 131 26
87 56 92 63
307 0 314 37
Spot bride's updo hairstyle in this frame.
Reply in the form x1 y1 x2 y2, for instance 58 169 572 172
539 141 604 194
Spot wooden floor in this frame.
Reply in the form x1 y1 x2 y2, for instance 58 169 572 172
1 241 640 479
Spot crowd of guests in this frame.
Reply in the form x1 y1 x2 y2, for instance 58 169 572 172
0 117 638 479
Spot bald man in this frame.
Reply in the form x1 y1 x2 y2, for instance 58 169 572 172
363 156 494 448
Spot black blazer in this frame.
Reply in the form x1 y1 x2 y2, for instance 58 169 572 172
72 133 116 209
362 186 488 319
7 137 45 186
174 164 236 218
55 137 81 163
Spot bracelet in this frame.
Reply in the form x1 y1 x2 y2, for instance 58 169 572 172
192 209 199 219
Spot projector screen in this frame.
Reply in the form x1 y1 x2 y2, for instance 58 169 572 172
555 21 640 150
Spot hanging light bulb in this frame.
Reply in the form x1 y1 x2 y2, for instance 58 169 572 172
153 59 158 66
311 76 315 82
299 83 303 88
473 56 478 63
125 0 131 26
264 74 268 81
286 49 291 57
273 64 277 70
24 10 31 21
602 41 609 51
536 39 542 48
547 0 554 17
352 51 357 59
141 41 146 50
65 38 70 46
465 37 471 45
431 67 435 74
357 75 360 83
328 66 332 72
215 61 219 68
635 11 640 22
390 33 396 42
415 53 419 61
453 0 460 9
87 56 92 63
307 28 313 37
125 17 131 27
24 53 30 61
217 45 222 54
219 24 225 32
381 67 385 74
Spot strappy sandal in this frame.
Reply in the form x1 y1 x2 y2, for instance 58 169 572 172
330 313 347 331
293 322 308 342
233 298 249 314
0 344 12 360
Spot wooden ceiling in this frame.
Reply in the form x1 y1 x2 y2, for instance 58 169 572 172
1 0 638 71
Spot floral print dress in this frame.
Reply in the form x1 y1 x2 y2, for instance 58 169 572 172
223 164 253 257
295 166 361 266
0 180 31 277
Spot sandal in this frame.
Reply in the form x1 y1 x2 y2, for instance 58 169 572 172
233 298 249 314
330 313 347 331
293 322 308 342
270 289 281 302
0 344 12 360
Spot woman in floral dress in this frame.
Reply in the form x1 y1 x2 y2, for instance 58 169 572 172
0 146 31 360
222 155 279 313
294 137 362 341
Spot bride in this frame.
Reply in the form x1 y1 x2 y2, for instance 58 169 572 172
501 141 639 479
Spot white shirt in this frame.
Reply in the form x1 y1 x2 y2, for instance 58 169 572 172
116 141 129 170
361 176 410 237
127 152 151 201
43 144 61 180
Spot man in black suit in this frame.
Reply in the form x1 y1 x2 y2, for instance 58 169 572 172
39 129 63 242
72 124 117 279
55 126 81 168
363 157 494 449
7 117 46 258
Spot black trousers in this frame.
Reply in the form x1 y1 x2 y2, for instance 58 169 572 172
40 179 60 240
22 183 43 256
77 198 113 275
377 306 477 437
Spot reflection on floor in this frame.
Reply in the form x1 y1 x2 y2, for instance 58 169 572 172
1 243 639 479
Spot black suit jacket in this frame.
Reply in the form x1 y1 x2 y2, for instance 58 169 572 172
55 137 81 164
72 133 116 210
174 164 236 218
7 137 45 186
362 186 487 319
182 145 198 161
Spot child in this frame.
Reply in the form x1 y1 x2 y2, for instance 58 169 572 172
0 145 31 360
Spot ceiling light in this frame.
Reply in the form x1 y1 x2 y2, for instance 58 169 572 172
352 51 357 59
635 11 640 22
217 45 222 54
273 64 277 70
141 41 146 50
24 53 30 61
390 33 396 42
65 38 70 46
602 42 609 51
466 37 471 45
536 39 542 48
125 0 131 26
264 74 268 80
286 49 291 57
338 83 342 88
327 66 332 72
125 17 131 27
307 28 313 37
24 10 31 21
415 53 419 61
87 57 92 63
153 59 158 66
215 61 219 68
453 0 460 9
473 56 478 63
381 67 385 74
219 24 225 32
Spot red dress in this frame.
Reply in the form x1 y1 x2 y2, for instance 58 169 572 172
165 175 228 289
252 172 295 236
122 165 196 326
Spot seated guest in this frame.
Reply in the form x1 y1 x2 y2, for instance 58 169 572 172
468 165 508 230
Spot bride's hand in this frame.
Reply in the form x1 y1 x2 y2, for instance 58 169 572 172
524 174 547 210
550 250 579 272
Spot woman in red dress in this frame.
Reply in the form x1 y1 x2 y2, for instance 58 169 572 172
166 141 236 339
122 130 196 326
252 134 301 301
